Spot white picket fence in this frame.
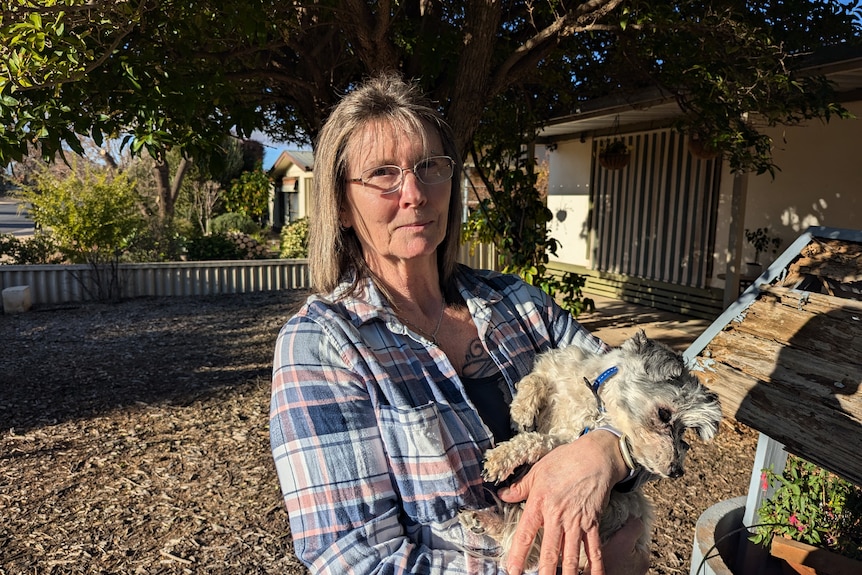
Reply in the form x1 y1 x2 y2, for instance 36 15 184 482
0 243 498 306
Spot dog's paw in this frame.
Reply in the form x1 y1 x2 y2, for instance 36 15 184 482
458 510 487 534
459 508 507 540
482 446 516 483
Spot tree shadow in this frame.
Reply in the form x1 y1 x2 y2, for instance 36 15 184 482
0 290 305 434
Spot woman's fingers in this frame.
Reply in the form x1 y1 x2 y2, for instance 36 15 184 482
559 530 584 575
582 527 606 575
503 480 543 574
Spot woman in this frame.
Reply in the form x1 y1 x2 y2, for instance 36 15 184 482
270 73 649 575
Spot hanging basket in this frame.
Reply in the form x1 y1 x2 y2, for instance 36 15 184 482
688 135 719 160
598 151 631 170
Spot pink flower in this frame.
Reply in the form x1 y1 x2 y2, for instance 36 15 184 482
789 514 806 532
760 471 769 492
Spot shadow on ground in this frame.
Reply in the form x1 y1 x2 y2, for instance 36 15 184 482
0 290 307 433
577 295 713 350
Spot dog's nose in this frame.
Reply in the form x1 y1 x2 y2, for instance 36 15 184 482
668 466 685 479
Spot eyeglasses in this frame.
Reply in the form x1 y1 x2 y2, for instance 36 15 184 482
347 155 454 195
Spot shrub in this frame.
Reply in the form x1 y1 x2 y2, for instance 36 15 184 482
0 232 64 264
224 166 271 222
210 212 259 235
184 233 244 261
123 221 188 263
279 218 309 258
16 164 145 264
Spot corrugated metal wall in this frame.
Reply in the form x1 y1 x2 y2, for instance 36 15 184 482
1 243 498 306
590 130 721 289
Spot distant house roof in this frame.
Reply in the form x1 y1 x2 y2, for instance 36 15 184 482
269 150 314 178
537 45 862 142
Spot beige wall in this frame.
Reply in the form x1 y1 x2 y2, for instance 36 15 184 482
546 138 594 266
713 100 861 285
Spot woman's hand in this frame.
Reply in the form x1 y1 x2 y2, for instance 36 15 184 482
497 431 630 575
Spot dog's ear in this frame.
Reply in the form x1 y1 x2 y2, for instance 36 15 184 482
621 329 650 353
622 330 685 380
680 388 723 441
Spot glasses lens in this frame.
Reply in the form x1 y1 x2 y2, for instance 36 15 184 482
415 156 453 184
357 156 454 194
361 165 402 192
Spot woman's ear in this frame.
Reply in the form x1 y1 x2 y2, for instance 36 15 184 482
339 209 352 230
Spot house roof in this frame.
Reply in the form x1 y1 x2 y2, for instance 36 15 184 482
268 150 314 178
537 46 862 142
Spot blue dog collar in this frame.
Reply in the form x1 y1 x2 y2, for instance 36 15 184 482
590 366 619 394
581 366 619 422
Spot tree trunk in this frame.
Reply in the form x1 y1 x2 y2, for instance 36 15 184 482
152 157 191 223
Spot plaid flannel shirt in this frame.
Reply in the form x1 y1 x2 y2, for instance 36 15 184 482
270 266 607 574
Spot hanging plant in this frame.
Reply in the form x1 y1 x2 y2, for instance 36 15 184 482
688 132 720 160
598 138 631 170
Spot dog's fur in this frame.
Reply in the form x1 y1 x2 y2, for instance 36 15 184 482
459 330 722 569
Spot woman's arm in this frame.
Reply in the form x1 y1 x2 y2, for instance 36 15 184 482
270 314 501 575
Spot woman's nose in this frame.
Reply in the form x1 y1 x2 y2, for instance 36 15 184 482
398 170 427 205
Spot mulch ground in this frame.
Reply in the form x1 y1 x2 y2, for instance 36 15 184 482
0 290 758 574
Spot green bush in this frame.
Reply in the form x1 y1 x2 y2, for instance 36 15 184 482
1 232 64 264
225 166 271 222
17 164 145 264
123 221 188 263
279 218 309 258
210 212 259 235
184 233 244 261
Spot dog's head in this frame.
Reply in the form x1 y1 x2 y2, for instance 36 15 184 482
601 330 722 479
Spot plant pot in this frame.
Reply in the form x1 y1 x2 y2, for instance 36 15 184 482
769 537 862 575
689 135 720 160
745 262 763 278
598 151 631 170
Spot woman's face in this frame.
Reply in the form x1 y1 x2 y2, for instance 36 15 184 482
342 120 451 276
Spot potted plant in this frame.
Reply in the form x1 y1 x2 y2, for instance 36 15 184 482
598 138 631 170
751 455 862 575
688 132 720 160
744 226 782 275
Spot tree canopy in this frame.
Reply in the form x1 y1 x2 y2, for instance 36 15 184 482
2 0 861 172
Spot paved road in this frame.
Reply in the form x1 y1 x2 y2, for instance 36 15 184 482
0 197 35 237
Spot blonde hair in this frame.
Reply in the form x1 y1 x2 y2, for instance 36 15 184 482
309 73 463 299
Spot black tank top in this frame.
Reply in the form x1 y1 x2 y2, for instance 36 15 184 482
461 373 513 443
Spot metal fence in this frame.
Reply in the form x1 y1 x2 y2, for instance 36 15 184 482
1 243 498 306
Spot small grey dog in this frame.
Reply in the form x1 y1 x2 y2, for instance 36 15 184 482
460 330 722 569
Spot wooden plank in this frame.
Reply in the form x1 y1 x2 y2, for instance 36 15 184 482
696 361 862 485
706 330 862 397
770 537 862 575
696 286 862 486
759 285 862 314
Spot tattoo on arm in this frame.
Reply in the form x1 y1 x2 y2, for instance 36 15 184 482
461 338 497 379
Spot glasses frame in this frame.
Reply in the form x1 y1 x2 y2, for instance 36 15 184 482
347 155 454 195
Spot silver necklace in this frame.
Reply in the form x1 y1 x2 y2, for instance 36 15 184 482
399 300 446 344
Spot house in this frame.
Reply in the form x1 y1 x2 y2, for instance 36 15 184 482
267 149 314 230
536 48 862 319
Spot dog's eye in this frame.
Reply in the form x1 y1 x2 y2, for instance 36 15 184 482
657 407 673 424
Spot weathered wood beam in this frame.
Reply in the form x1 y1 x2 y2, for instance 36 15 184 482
694 285 862 484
